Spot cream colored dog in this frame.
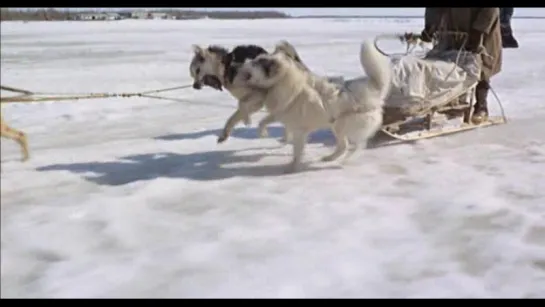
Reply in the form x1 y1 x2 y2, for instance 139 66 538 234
231 40 392 173
1 113 29 162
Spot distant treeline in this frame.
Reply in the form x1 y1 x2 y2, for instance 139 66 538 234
0 8 290 21
166 9 290 19
1 8 71 21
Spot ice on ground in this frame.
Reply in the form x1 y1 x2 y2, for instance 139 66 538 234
1 18 545 298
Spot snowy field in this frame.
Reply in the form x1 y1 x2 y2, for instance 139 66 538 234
1 18 545 298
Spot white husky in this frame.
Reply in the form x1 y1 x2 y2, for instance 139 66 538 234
231 40 392 172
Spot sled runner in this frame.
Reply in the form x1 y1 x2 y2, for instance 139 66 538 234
374 33 507 144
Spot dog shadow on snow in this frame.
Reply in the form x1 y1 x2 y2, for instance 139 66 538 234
36 126 399 186
154 126 403 149
36 147 340 186
154 125 336 146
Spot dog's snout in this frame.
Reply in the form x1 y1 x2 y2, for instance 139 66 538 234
203 75 223 91
243 72 252 81
192 82 202 90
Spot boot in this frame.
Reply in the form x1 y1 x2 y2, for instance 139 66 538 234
472 81 489 125
501 25 519 48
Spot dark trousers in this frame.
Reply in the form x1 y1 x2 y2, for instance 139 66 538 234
500 7 519 48
475 79 490 113
500 7 514 25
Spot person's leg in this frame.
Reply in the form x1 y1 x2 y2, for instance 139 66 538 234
500 7 514 25
472 79 490 124
500 8 519 48
501 25 519 48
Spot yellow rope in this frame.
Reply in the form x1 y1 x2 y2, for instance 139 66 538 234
0 85 34 95
0 84 193 104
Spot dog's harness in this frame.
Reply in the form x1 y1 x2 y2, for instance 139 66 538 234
326 82 383 124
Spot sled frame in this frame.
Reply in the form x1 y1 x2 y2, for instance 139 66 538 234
374 32 508 144
379 83 507 144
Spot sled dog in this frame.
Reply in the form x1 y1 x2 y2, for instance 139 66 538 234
230 40 392 172
189 42 309 143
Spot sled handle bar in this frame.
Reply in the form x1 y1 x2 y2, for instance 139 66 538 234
373 32 470 58
373 33 420 57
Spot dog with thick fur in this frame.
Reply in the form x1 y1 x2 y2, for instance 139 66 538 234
230 40 392 172
189 42 309 143
1 114 29 163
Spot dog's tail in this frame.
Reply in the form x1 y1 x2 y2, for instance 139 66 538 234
274 40 311 72
359 39 392 100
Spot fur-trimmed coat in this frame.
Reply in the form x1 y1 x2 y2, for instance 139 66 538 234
424 7 502 80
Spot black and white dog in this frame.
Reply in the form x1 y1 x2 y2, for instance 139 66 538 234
189 42 309 143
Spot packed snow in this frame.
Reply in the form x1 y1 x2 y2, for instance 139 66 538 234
1 18 545 298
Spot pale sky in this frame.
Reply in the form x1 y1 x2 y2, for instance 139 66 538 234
45 8 545 18
193 8 545 17
194 8 426 16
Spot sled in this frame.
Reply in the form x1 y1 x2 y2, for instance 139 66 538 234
374 33 507 144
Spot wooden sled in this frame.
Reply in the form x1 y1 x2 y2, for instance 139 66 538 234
378 85 507 145
373 33 508 145
380 115 506 145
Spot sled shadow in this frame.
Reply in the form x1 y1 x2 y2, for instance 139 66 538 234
36 148 340 186
154 126 336 146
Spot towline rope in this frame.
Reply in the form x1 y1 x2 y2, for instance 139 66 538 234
0 84 194 104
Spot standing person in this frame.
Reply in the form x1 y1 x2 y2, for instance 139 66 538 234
420 8 503 125
500 7 519 48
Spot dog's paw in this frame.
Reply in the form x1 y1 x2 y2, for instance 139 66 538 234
217 134 228 144
321 154 340 162
277 138 291 145
243 118 252 127
284 161 308 174
341 152 359 165
258 127 269 138
284 164 299 174
279 134 293 144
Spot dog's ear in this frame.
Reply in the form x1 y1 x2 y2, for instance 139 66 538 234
275 41 302 63
256 57 279 77
274 40 293 55
274 40 289 50
192 44 205 56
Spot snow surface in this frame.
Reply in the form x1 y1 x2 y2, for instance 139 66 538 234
1 18 545 298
